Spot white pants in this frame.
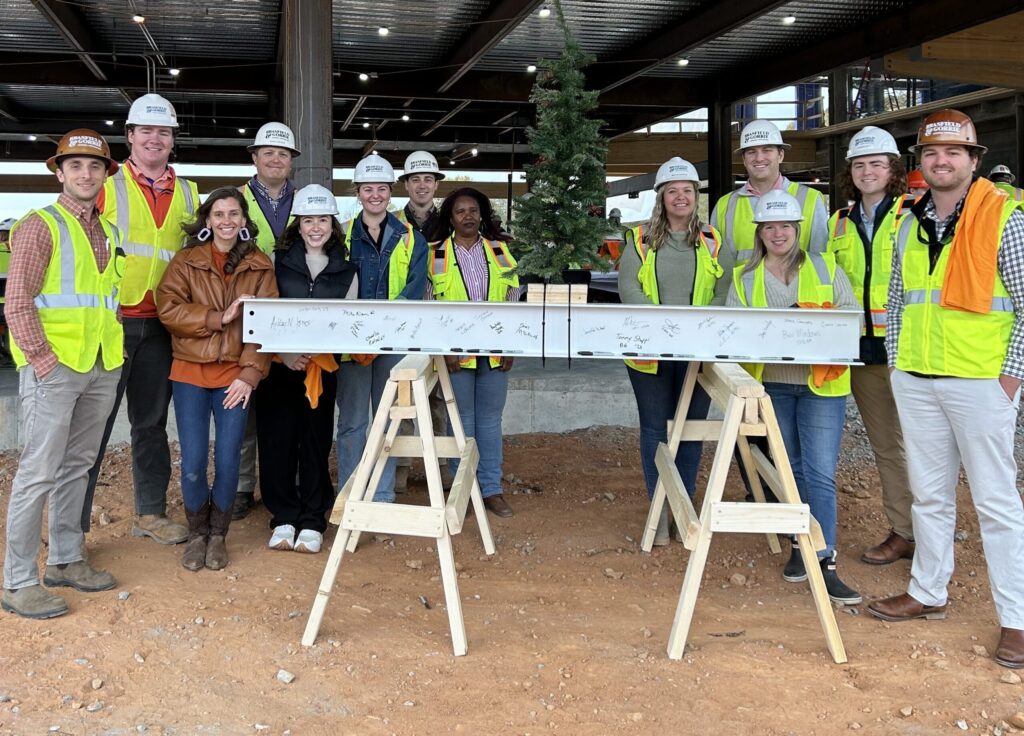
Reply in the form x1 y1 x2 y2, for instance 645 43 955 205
892 369 1024 628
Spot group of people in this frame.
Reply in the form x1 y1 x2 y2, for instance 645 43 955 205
1 93 520 622
622 111 1024 669
2 90 1023 672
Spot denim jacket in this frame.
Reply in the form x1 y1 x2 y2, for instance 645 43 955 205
347 211 428 300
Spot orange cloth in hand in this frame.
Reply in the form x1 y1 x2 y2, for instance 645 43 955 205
304 354 339 409
941 178 1008 314
349 353 376 366
796 301 848 387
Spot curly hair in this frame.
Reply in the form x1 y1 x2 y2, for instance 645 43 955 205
836 155 908 202
431 187 501 243
181 187 259 274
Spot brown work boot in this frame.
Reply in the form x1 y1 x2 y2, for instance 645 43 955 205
861 531 915 565
2 585 68 619
43 560 117 592
205 505 232 570
995 627 1024 669
867 592 947 622
132 514 188 545
182 504 210 572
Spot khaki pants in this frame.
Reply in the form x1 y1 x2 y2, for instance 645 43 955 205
4 362 120 589
851 364 913 539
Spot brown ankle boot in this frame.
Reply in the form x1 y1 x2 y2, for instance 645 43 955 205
206 504 232 570
182 504 210 572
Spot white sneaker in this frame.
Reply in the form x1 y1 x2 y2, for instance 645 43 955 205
268 524 296 551
294 529 323 554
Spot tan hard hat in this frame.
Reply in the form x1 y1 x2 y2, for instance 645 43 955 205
46 128 118 175
910 109 987 154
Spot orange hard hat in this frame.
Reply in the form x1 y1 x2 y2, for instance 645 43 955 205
907 169 928 190
46 128 118 175
910 109 987 154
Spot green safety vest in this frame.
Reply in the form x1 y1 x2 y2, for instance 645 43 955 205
241 182 295 255
0 240 9 306
732 252 850 396
103 168 197 306
430 236 519 369
715 182 823 263
993 181 1024 203
623 223 724 374
826 194 913 338
9 204 125 372
894 199 1019 377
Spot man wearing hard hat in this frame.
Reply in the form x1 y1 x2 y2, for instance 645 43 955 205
989 164 1022 201
868 109 1024 670
710 119 829 263
3 130 125 619
84 93 199 549
335 154 428 504
230 122 301 520
826 126 915 567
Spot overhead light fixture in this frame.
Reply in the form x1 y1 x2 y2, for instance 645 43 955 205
538 7 551 18
782 15 796 25
378 26 389 36
238 128 246 134
132 14 145 23
449 159 456 166
677 58 690 67
401 114 410 122
28 135 37 141
526 64 537 73
168 68 180 76
471 147 479 156
105 119 114 126
359 72 369 82
362 122 370 128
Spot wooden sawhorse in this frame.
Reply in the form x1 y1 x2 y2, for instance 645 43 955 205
302 355 495 656
640 361 847 664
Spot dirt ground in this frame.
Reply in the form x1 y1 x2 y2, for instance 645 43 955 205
0 423 1022 736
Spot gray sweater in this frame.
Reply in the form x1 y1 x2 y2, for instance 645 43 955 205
620 229 733 307
726 262 857 385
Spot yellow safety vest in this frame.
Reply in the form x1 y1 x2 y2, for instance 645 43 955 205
241 182 294 255
9 204 125 372
103 168 198 306
732 253 850 396
993 181 1024 203
715 182 823 263
623 223 724 374
430 236 519 369
0 240 9 306
894 200 1019 377
826 194 913 337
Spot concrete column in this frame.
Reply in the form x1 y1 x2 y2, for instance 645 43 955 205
828 69 850 210
708 98 733 203
282 0 333 188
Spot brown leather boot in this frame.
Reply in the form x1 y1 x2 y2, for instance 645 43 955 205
205 504 232 570
995 627 1024 669
182 504 209 572
861 531 915 565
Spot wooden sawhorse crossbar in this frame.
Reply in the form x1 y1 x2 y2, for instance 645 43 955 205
302 355 496 656
640 361 847 664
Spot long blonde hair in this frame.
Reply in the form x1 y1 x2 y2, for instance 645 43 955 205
744 222 804 282
645 183 703 251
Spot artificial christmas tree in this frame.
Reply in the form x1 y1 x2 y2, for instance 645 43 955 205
513 0 609 285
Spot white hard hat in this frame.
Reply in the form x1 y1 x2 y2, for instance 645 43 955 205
291 184 338 216
0 217 16 231
399 150 444 181
126 93 178 128
990 164 1016 183
654 157 700 190
752 189 803 223
353 153 395 184
248 122 300 156
846 126 899 160
734 120 790 153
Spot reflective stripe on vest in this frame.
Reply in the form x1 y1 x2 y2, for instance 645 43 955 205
242 183 294 255
342 216 416 300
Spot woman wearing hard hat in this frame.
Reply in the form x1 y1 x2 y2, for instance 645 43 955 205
426 187 521 518
727 189 861 605
156 188 279 572
619 157 731 545
335 154 428 504
827 126 916 568
255 185 356 553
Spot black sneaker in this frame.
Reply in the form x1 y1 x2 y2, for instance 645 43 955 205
231 493 256 520
820 552 862 605
782 540 807 583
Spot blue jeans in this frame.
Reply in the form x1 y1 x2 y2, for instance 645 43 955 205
764 382 846 557
172 381 250 513
627 362 711 500
335 354 403 503
449 362 509 498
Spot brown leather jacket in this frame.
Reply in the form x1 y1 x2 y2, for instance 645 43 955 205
156 244 279 386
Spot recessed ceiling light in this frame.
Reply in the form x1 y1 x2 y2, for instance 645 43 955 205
449 159 456 166
28 135 37 141
132 14 145 23
782 15 796 25
401 114 410 122
538 7 551 18
358 72 369 81
105 119 114 126
168 68 180 76
238 128 246 134
471 147 479 156
677 58 690 67
526 64 537 73
378 27 389 36
362 122 370 128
